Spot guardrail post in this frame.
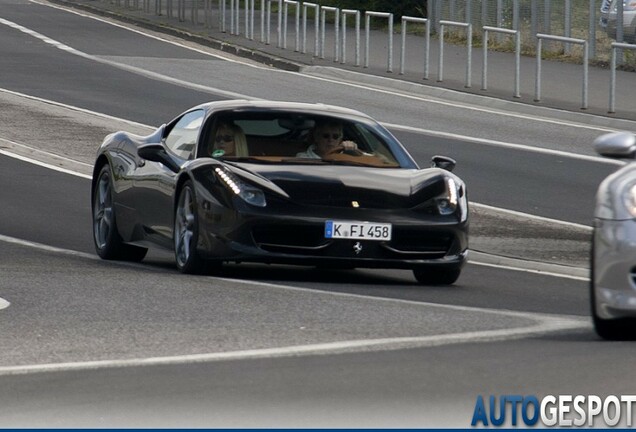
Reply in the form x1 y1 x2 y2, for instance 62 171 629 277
482 26 520 98
609 42 636 113
341 9 360 66
400 16 429 80
320 6 339 61
364 11 393 73
535 33 588 109
283 0 300 51
302 2 319 56
438 20 472 87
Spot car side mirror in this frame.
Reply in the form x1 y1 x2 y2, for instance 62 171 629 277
431 155 456 172
138 143 180 173
594 132 636 159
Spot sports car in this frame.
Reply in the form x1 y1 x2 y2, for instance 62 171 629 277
592 131 636 339
91 100 469 284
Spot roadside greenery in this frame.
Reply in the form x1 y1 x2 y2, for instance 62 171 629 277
312 0 426 20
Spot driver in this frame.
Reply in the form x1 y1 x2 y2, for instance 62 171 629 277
296 120 358 158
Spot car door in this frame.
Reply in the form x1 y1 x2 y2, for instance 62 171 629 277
135 109 205 248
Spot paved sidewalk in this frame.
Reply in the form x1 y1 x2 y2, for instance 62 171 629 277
50 0 636 122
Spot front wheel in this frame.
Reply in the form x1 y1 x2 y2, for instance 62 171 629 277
174 181 205 274
92 164 147 262
413 267 461 285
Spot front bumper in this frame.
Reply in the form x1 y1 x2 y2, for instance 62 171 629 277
593 218 636 319
196 196 468 270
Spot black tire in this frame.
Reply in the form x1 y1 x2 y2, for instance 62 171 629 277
174 181 205 274
92 164 147 262
590 235 636 340
413 267 461 285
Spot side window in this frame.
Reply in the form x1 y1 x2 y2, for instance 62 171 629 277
164 110 204 160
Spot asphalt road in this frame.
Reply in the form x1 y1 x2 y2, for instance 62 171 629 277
1 0 635 428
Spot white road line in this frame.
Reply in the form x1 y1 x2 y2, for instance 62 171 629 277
0 271 588 376
385 123 624 166
15 4 634 133
0 149 91 179
0 17 258 101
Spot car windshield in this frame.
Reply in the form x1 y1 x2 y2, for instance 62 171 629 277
203 111 402 168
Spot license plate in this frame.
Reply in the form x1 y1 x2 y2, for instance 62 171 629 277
325 220 392 241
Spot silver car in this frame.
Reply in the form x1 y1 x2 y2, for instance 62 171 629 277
592 132 636 339
605 0 636 42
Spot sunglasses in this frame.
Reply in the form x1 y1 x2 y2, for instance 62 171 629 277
321 133 342 140
215 135 234 143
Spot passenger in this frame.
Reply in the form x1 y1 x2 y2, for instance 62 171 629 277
296 120 358 158
210 122 248 157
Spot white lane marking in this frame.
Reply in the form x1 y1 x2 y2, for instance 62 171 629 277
0 297 9 311
385 123 625 166
0 17 257 101
470 261 589 282
16 4 634 133
0 87 153 130
0 234 96 260
0 314 588 376
0 149 91 179
473 202 593 231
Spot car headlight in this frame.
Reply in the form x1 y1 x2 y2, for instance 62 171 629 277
215 167 266 207
417 177 464 216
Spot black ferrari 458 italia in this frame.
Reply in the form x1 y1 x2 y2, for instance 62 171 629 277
91 100 468 284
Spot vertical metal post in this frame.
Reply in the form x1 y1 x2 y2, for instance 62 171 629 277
301 3 319 56
610 44 616 113
482 28 489 90
438 22 444 81
513 0 519 30
364 12 393 72
582 41 588 109
261 0 265 42
277 0 282 48
481 0 488 26
544 0 551 34
466 24 472 88
514 31 520 98
341 10 360 66
617 0 624 63
564 0 571 54
535 37 542 102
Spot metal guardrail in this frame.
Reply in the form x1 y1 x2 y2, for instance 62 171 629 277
482 26 520 98
301 1 319 55
320 6 339 61
535 34 588 110
107 0 636 116
282 0 299 51
609 42 636 113
400 16 429 80
438 20 472 88
364 11 393 73
340 9 360 66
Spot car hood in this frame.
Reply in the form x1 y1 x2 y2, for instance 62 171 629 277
233 164 450 209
